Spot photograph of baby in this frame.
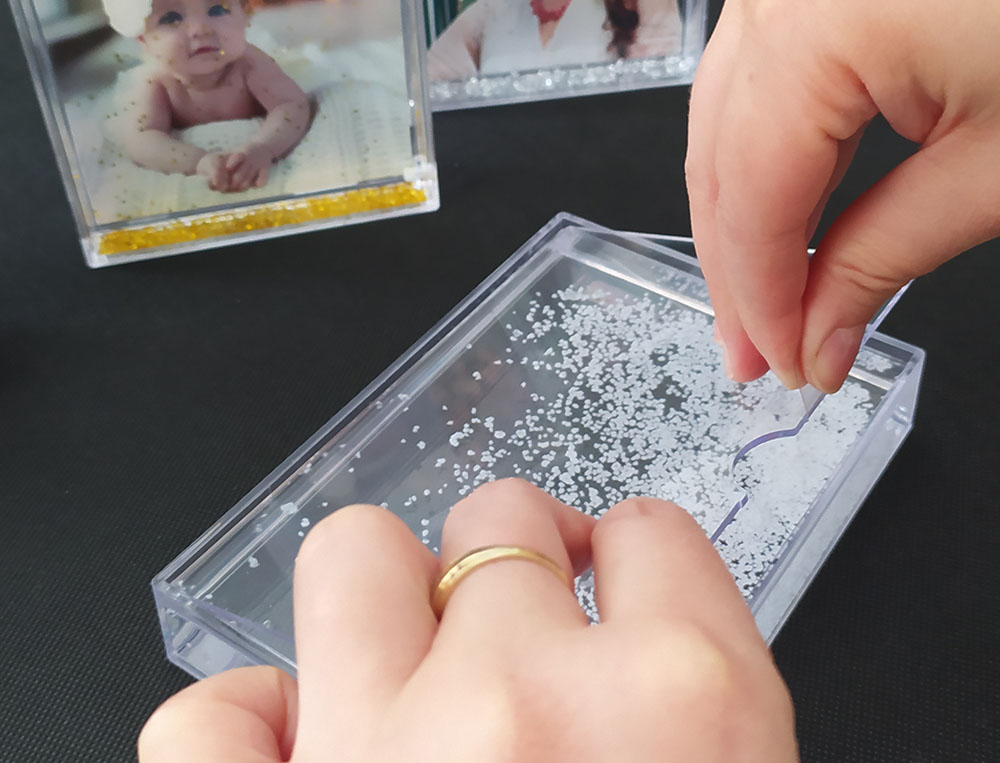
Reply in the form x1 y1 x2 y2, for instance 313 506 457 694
42 0 418 224
426 0 683 81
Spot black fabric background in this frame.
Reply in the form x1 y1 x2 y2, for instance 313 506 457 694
1 2 998 760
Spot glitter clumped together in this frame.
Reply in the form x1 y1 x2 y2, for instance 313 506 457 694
287 259 883 619
396 279 876 612
97 182 426 255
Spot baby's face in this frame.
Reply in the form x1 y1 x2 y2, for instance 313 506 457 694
142 0 249 78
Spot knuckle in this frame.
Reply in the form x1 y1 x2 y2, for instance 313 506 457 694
611 495 682 519
452 672 527 753
684 154 718 208
768 671 796 728
824 254 904 304
622 621 744 709
451 477 540 519
595 497 690 542
295 503 384 569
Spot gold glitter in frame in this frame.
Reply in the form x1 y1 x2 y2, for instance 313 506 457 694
97 182 427 256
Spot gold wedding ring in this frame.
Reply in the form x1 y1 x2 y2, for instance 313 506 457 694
431 545 571 619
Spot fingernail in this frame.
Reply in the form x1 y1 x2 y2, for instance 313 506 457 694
812 325 866 393
773 366 804 391
721 343 735 380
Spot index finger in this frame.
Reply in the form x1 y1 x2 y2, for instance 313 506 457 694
712 65 834 388
686 3 770 383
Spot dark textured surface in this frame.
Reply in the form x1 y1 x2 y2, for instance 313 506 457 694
1 2 998 761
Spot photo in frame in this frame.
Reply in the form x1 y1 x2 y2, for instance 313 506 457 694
9 0 438 266
424 0 707 109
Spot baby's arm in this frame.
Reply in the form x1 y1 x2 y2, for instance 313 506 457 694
119 77 205 175
226 48 311 191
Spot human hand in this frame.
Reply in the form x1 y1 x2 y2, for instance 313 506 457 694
194 151 233 191
138 479 797 761
686 0 1000 392
225 144 273 192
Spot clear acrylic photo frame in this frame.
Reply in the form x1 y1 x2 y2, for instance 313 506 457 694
153 213 924 679
9 0 439 267
426 0 708 110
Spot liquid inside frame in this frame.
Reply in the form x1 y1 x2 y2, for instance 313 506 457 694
153 214 924 678
9 0 438 266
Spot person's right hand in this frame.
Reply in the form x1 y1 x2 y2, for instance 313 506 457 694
686 0 1000 393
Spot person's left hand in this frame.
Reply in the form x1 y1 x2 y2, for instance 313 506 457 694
138 479 796 761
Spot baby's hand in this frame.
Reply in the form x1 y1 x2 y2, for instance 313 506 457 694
195 151 233 192
225 145 274 192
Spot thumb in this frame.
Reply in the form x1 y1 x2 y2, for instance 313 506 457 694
138 666 298 762
226 152 246 171
801 127 1000 392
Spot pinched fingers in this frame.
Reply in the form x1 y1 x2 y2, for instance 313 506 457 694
688 2 877 388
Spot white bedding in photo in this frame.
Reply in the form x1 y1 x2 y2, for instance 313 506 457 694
59 9 415 225
91 73 411 223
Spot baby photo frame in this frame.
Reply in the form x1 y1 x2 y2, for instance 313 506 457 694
425 0 707 109
10 0 438 266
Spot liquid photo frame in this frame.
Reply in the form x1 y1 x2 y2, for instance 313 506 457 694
9 0 438 266
425 0 707 109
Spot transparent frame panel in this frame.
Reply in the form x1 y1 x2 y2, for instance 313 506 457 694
426 0 707 110
8 0 439 266
153 213 924 677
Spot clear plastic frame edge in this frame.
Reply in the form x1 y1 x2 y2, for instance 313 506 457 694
8 0 439 266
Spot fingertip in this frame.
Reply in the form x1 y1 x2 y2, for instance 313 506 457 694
714 320 771 384
596 496 696 536
804 324 865 393
723 340 772 384
296 503 407 567
592 497 714 575
294 503 437 600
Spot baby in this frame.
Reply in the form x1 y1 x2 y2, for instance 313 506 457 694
105 0 311 192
